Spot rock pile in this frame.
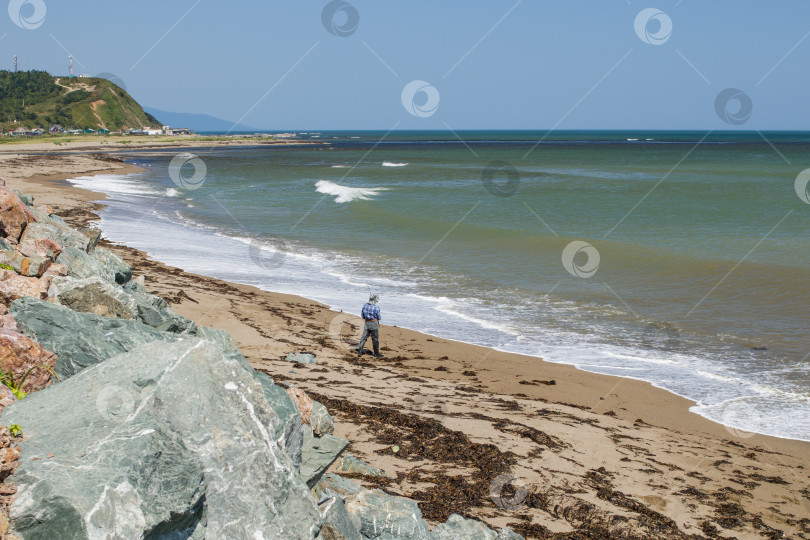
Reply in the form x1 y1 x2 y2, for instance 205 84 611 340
0 187 523 539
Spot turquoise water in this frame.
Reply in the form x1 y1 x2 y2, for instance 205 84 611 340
68 131 810 440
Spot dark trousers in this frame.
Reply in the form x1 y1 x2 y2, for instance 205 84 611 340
357 320 379 354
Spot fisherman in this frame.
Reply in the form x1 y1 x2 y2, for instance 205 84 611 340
357 294 382 357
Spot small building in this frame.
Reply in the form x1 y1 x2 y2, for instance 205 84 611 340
97 128 110 135
49 124 64 134
31 128 45 136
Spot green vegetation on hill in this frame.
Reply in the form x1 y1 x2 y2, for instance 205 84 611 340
0 70 162 132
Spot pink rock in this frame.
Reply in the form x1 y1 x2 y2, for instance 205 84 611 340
0 269 49 306
0 315 57 395
286 386 313 425
18 237 62 260
42 263 68 279
0 188 36 242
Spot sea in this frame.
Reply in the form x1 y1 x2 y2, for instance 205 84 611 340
65 130 810 442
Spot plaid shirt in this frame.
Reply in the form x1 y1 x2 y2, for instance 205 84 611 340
361 302 381 321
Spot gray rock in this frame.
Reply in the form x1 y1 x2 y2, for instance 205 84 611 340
195 324 241 356
313 473 363 501
0 249 49 277
301 428 350 488
256 371 304 470
335 454 391 479
91 246 132 284
311 399 336 436
20 221 90 252
429 514 526 540
57 246 114 281
80 227 101 251
287 351 317 364
0 237 11 250
345 488 430 540
3 339 322 539
48 275 138 319
318 489 363 540
122 280 197 334
10 296 175 380
13 190 33 207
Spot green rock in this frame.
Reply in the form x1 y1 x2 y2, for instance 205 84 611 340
0 237 12 250
79 227 102 251
121 281 197 334
3 339 322 539
301 428 350 488
48 275 138 319
20 222 90 252
91 246 132 283
430 514 525 539
318 489 363 540
311 400 335 436
10 296 175 380
335 454 391 479
57 246 114 281
256 371 304 470
13 190 34 207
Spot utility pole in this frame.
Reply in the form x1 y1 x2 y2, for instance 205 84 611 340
13 55 17 73
69 56 73 78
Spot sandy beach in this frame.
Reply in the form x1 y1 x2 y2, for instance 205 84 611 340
2 149 808 539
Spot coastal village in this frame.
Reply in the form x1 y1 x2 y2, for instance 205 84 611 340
4 125 194 137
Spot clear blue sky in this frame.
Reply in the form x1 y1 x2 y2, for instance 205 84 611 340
4 1 809 130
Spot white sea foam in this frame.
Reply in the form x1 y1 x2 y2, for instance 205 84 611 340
165 188 179 197
330 165 351 169
67 173 158 196
382 161 408 167
315 180 387 203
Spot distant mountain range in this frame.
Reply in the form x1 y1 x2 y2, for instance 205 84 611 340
143 107 261 132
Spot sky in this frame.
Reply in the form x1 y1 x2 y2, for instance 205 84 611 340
3 0 809 130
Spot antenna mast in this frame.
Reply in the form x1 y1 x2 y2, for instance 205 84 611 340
69 56 73 78
13 55 17 73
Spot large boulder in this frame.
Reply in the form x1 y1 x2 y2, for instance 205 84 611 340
301 428 350 488
20 221 89 252
79 227 101 251
0 270 49 305
0 249 51 277
91 246 132 284
256 371 304 470
0 313 56 396
430 514 524 540
0 188 36 242
318 490 363 540
9 297 175 380
3 339 322 539
334 454 391 479
315 474 432 540
57 246 113 281
121 281 197 334
48 275 138 319
17 237 61 260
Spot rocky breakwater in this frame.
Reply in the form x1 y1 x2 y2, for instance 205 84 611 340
0 186 524 539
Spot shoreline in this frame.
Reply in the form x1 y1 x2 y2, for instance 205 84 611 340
4 152 808 537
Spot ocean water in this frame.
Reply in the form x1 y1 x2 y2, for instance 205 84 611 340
67 130 810 441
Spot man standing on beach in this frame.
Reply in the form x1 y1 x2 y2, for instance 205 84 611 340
357 294 382 357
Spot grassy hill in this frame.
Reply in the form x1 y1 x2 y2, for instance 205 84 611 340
0 70 162 132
